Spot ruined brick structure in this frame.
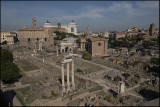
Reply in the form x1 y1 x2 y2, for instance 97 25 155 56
87 38 108 56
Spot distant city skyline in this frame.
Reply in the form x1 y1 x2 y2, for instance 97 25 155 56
1 1 159 32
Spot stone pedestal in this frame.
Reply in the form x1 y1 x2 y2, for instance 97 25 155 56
118 81 125 94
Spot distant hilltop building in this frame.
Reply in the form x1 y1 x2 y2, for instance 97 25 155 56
44 19 77 35
85 27 92 38
149 23 155 36
103 28 109 38
115 32 126 40
127 27 139 32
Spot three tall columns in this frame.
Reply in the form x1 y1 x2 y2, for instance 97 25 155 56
61 60 75 96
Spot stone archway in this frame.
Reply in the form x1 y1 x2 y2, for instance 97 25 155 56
65 47 69 52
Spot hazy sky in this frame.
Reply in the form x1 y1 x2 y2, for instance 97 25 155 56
1 1 159 32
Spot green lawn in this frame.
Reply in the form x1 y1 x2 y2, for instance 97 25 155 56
16 59 39 72
15 86 36 106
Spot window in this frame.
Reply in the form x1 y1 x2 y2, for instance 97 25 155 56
37 38 39 41
28 38 30 42
71 28 74 32
45 38 47 41
98 43 101 46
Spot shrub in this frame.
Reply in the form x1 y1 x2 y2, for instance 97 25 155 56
77 68 82 72
51 90 58 97
104 95 111 102
82 52 92 60
130 52 135 56
141 51 145 56
150 57 159 65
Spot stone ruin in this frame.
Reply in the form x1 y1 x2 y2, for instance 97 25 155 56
61 57 75 96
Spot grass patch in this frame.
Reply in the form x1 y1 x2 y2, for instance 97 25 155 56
88 86 103 93
16 59 39 72
15 86 36 106
104 95 111 102
51 90 58 97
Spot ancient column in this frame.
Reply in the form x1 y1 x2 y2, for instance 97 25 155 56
56 45 58 56
67 62 70 93
61 62 65 95
72 61 75 90
39 40 42 51
43 58 44 64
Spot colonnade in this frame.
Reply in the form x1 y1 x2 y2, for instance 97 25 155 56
61 59 75 96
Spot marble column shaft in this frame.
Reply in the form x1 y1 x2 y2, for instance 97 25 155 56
67 62 70 91
57 46 58 56
72 61 75 90
61 63 65 92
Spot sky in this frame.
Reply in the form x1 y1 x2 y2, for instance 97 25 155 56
1 1 159 32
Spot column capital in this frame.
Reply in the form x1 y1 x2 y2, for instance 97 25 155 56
61 61 65 64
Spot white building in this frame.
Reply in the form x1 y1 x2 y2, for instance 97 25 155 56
103 28 109 38
1 31 10 43
44 20 77 35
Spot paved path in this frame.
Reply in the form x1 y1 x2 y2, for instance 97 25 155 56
2 84 30 92
12 93 22 106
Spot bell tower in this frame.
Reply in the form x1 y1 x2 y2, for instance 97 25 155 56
32 17 37 29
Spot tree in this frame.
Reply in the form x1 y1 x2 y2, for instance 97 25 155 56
118 37 129 41
1 41 7 45
110 40 122 47
129 37 136 41
0 48 20 83
0 49 13 63
142 40 156 48
136 37 144 41
82 52 92 60
1 61 20 83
